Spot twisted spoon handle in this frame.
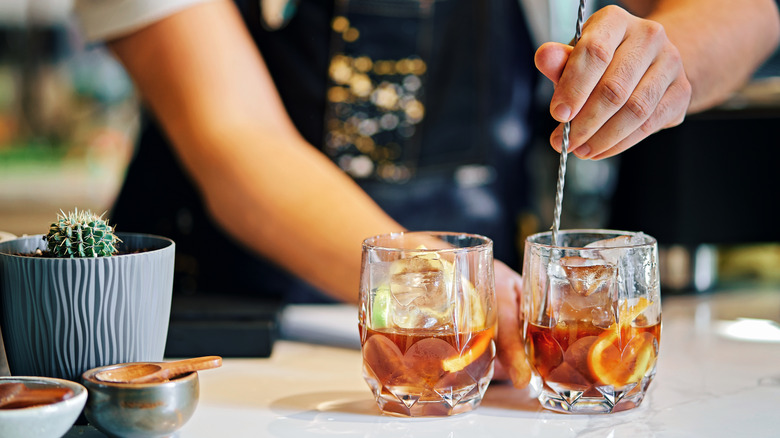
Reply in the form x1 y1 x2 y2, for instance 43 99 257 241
551 0 587 247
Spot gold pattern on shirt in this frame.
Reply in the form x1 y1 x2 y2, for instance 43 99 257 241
325 16 427 182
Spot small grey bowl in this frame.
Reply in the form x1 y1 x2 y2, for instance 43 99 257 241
0 376 88 438
82 364 199 438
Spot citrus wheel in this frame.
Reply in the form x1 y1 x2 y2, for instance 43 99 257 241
442 328 494 373
588 327 621 385
588 298 657 387
588 329 656 387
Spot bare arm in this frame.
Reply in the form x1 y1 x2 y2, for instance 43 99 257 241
535 0 780 159
108 0 403 303
623 0 780 112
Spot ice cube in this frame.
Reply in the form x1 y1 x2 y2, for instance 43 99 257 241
560 257 615 297
584 234 658 303
548 257 616 325
390 255 445 303
584 233 648 265
584 234 648 249
390 271 436 306
389 255 453 329
547 259 567 281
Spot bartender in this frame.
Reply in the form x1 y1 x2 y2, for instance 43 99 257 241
71 0 780 388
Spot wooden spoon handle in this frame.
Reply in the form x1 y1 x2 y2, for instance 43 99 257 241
132 356 223 384
162 356 223 379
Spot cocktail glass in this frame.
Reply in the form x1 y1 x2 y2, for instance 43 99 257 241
522 230 661 414
359 231 496 416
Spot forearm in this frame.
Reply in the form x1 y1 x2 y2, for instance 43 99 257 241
109 0 402 302
625 0 780 112
195 127 402 304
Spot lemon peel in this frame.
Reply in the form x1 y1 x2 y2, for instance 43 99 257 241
442 328 494 372
588 298 656 387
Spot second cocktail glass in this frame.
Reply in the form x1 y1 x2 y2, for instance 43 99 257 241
522 230 662 414
359 232 496 416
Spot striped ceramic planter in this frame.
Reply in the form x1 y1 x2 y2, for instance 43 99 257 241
0 233 175 382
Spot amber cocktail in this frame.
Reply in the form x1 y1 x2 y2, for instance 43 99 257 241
522 230 661 414
359 232 496 416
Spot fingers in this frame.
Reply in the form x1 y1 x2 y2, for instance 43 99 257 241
543 5 693 159
589 77 690 160
534 42 573 86
549 6 629 123
565 23 667 156
553 45 684 158
494 260 530 389
552 45 690 160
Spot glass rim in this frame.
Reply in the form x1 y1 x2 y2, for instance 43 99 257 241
362 231 493 253
525 229 657 250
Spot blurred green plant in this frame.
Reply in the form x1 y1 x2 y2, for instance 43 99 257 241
0 141 68 167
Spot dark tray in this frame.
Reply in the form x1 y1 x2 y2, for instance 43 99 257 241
164 294 283 358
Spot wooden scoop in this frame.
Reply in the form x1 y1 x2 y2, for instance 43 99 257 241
0 382 74 409
94 356 222 384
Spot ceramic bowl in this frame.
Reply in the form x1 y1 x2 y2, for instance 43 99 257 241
81 364 199 438
0 376 87 438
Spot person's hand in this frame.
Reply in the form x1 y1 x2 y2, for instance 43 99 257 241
493 259 531 388
535 5 692 160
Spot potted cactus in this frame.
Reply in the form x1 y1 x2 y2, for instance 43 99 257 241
0 209 175 381
42 209 121 258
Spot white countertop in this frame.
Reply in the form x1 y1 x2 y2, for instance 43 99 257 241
69 288 780 437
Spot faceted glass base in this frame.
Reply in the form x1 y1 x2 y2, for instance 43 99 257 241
364 366 493 417
537 375 654 414
375 392 483 417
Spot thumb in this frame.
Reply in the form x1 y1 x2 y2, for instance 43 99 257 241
534 42 573 86
494 261 531 389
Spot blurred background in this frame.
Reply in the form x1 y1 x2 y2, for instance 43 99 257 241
0 0 137 237
0 0 778 294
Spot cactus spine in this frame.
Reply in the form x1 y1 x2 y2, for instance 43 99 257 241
44 209 120 258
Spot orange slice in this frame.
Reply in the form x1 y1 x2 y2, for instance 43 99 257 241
619 332 656 384
588 298 656 387
588 328 621 385
442 330 493 373
589 330 656 387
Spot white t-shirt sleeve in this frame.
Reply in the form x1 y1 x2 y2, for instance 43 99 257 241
73 0 217 42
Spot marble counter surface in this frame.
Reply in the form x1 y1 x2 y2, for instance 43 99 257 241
69 288 780 437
